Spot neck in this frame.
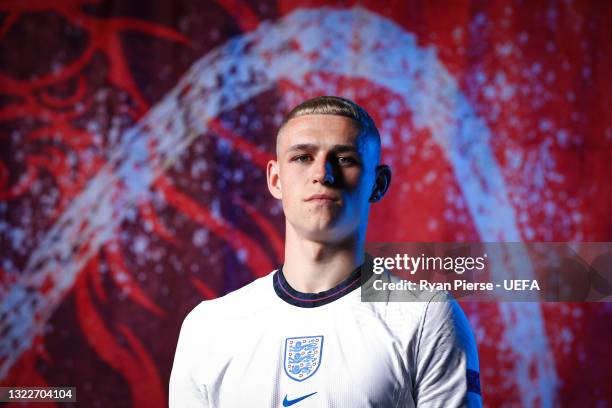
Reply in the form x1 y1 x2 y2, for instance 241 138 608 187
282 225 365 293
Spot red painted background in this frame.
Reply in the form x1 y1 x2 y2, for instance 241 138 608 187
1 1 610 406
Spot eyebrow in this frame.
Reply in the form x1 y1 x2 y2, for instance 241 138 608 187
286 144 359 154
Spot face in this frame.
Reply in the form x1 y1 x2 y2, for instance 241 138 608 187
267 114 382 243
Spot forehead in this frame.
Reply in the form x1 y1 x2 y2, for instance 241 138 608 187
278 114 363 152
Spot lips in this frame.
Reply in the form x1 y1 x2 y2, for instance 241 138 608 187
305 193 339 202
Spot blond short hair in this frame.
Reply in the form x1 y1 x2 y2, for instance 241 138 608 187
277 96 381 160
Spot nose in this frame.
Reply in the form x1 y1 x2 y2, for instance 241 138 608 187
312 157 335 185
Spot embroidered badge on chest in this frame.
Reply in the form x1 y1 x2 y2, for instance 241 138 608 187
283 336 324 382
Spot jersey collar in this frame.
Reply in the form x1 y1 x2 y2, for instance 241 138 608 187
273 264 362 308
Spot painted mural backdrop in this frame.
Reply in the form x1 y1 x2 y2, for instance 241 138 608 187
1 1 610 406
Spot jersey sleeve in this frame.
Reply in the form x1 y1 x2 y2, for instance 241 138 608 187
413 293 482 407
169 306 210 407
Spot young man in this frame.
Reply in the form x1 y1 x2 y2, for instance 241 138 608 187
170 96 481 407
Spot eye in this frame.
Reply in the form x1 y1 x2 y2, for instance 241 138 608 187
292 154 312 163
337 156 358 166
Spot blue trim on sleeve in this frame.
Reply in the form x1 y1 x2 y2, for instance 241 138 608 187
467 369 481 395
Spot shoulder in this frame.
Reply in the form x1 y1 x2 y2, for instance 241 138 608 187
361 270 478 364
353 272 456 349
181 271 276 330
359 270 440 321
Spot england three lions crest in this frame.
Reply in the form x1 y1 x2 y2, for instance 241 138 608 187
284 336 324 382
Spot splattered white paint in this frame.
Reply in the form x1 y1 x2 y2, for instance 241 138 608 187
0 7 557 404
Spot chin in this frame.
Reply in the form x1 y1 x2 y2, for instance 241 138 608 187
295 223 335 241
304 223 359 244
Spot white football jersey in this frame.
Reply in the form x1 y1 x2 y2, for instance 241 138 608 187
169 267 481 407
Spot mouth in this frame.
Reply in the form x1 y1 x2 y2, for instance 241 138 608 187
305 193 340 203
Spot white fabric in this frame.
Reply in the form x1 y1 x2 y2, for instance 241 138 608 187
169 271 481 407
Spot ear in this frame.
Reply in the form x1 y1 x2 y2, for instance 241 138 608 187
267 159 283 200
369 164 391 203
